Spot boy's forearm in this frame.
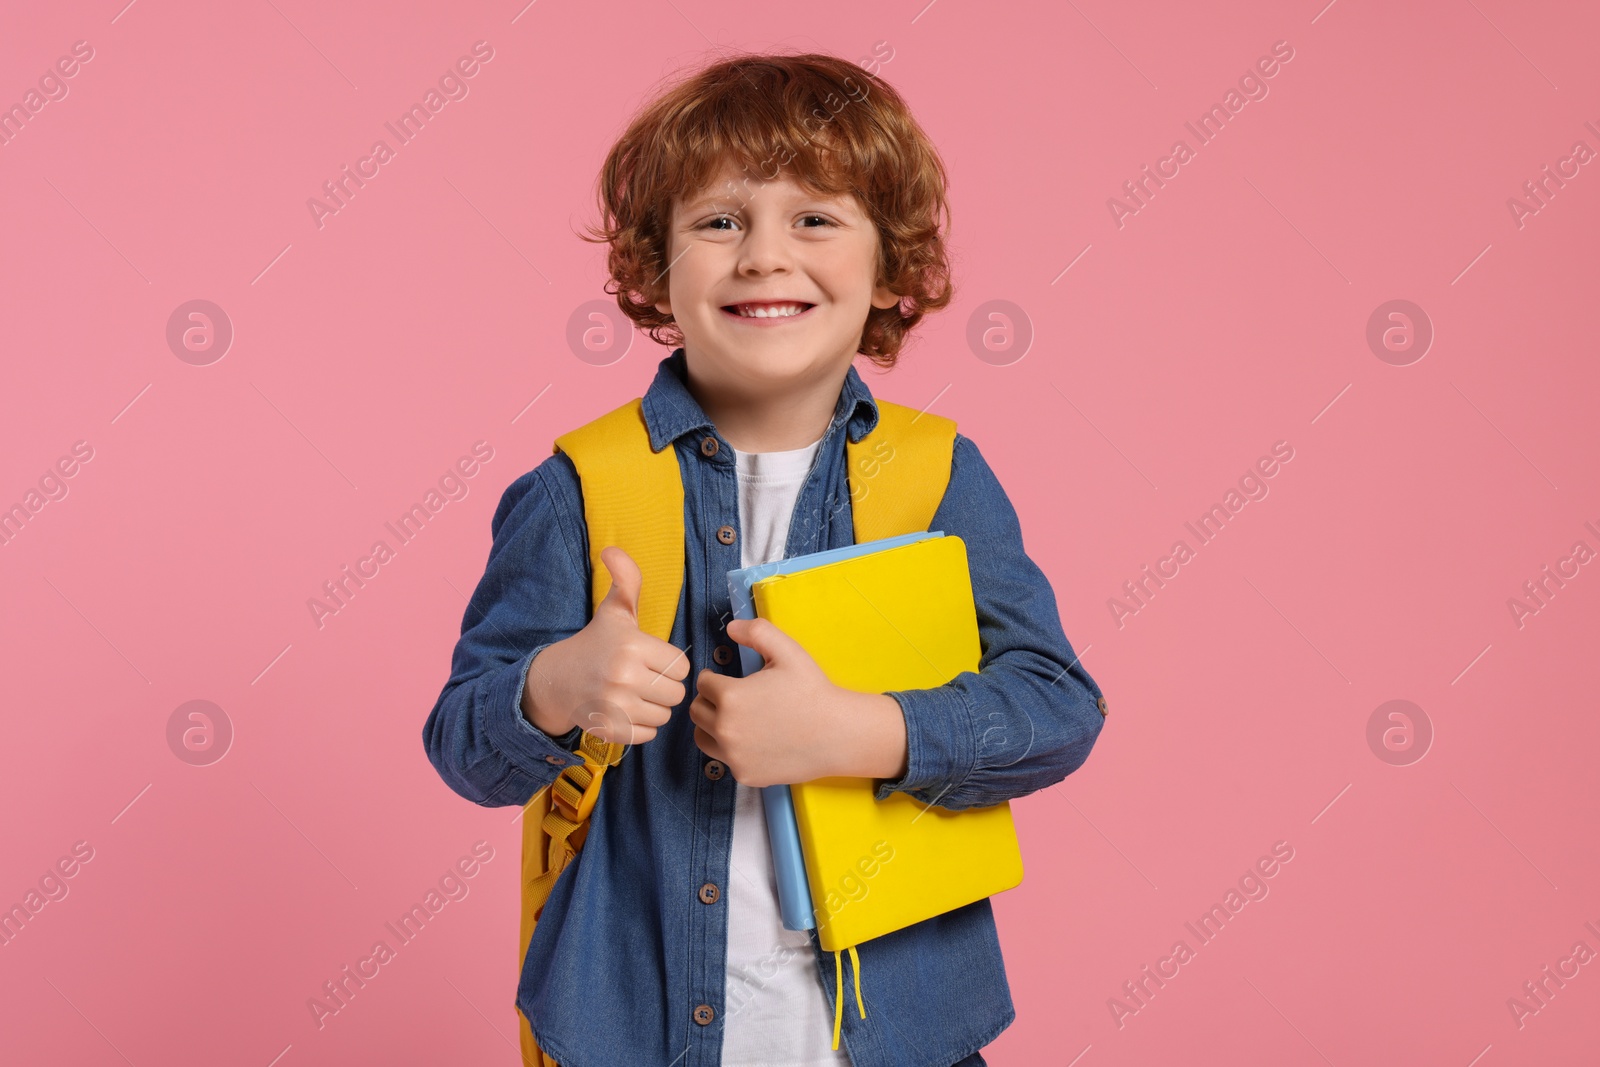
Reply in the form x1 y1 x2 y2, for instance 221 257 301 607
830 689 909 781
422 647 583 808
878 652 1105 810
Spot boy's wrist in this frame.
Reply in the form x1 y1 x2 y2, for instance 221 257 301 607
521 646 574 737
829 689 908 781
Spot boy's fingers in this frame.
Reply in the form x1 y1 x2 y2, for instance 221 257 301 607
643 638 692 682
623 723 658 745
637 676 687 710
625 696 673 727
597 708 665 747
576 695 669 739
632 643 688 709
692 725 723 761
595 545 643 623
727 616 799 662
692 667 721 704
688 689 712 721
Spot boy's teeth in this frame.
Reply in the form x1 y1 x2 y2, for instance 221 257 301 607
735 303 807 318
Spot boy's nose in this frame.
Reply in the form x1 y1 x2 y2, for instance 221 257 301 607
736 225 794 276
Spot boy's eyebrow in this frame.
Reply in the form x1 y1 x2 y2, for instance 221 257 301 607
682 194 743 213
679 186 854 216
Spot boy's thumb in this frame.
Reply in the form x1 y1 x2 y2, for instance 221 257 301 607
596 546 643 623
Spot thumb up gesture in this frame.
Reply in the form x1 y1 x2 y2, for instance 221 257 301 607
521 546 690 746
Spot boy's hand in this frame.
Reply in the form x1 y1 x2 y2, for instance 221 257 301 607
521 546 690 747
690 617 909 788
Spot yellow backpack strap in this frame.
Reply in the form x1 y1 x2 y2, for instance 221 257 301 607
847 399 957 542
517 396 685 1067
551 396 685 640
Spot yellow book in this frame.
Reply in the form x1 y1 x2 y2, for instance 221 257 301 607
750 534 1024 952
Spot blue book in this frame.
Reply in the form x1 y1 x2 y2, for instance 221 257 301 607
725 530 945 931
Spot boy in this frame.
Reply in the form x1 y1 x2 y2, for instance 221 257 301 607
423 52 1107 1067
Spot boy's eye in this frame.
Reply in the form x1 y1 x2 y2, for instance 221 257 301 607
696 214 838 231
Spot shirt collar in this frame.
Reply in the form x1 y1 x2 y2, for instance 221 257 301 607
640 347 882 453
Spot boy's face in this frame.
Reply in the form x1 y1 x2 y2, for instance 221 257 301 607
654 163 899 397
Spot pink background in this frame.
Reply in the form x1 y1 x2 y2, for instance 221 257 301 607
3 0 1597 1064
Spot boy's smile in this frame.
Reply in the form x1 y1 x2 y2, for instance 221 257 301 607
654 162 901 452
720 300 817 326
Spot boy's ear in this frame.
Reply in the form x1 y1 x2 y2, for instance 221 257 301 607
870 281 900 311
652 271 672 316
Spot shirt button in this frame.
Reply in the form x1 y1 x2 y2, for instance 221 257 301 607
700 436 720 457
693 1004 715 1025
698 882 720 904
1096 695 1108 716
716 525 737 545
704 759 726 780
712 644 733 665
544 754 567 765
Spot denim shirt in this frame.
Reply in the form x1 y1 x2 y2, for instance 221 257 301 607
422 349 1107 1067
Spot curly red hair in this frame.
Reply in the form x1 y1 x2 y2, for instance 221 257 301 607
578 50 954 369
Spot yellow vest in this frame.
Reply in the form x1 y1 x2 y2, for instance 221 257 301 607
516 394 956 1066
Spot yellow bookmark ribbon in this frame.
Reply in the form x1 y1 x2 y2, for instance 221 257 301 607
831 945 866 1050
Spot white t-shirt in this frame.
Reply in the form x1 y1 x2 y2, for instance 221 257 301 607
722 436 855 1067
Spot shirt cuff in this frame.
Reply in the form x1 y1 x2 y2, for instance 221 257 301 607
482 644 587 787
874 683 976 806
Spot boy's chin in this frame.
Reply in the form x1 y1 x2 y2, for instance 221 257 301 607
695 337 840 376
738 352 848 390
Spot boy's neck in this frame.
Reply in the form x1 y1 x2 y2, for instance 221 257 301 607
681 354 846 454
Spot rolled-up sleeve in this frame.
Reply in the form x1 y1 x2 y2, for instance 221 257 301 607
422 453 594 808
876 433 1105 811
